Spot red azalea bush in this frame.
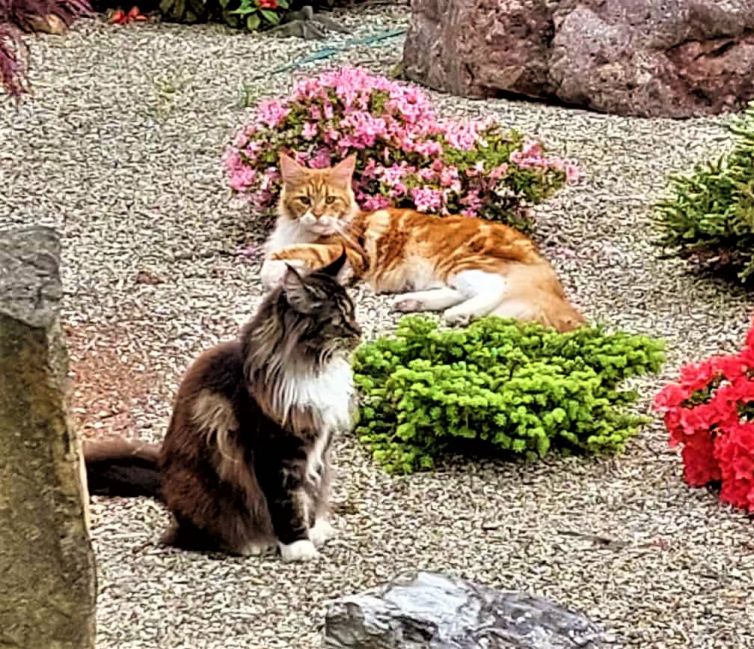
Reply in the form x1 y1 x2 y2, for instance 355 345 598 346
654 319 754 512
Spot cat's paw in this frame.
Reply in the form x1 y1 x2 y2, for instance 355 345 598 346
238 540 275 557
309 518 336 548
279 539 320 562
337 264 355 286
306 460 323 488
391 295 422 313
442 308 473 327
261 258 305 290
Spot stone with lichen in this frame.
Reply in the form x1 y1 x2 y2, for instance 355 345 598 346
0 226 96 649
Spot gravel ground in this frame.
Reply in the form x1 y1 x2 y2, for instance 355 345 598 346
2 9 754 649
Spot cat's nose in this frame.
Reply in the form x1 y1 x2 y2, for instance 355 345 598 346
312 208 325 218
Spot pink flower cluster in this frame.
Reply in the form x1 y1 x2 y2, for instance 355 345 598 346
224 67 580 226
654 319 754 512
511 140 581 184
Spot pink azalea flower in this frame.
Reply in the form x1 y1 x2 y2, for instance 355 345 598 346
490 163 509 182
256 99 289 129
361 195 391 211
309 105 322 121
521 140 543 158
309 148 332 169
565 163 581 183
413 140 443 157
443 121 478 151
411 187 444 212
389 182 408 198
302 122 317 140
225 66 575 220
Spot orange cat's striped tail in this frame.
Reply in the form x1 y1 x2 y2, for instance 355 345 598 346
491 291 585 333
489 263 586 333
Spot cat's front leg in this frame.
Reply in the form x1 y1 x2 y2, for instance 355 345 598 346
309 517 336 547
335 261 355 286
257 457 319 562
260 257 307 291
392 287 465 313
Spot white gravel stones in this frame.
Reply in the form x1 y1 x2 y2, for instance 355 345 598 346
1 8 753 649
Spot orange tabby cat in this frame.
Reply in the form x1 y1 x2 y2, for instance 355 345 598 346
261 153 585 332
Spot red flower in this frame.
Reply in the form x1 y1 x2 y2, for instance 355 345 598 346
654 316 754 513
715 423 754 511
109 6 147 24
653 383 689 412
258 0 278 8
681 432 720 486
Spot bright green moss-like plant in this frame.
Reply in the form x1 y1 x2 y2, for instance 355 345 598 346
352 316 665 474
653 102 754 284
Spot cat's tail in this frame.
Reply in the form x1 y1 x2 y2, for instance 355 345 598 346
83 437 163 501
494 263 586 333
492 291 586 333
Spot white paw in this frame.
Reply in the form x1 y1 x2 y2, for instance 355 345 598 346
279 539 319 562
392 295 422 312
261 258 304 290
442 308 473 326
309 518 336 548
238 540 275 556
306 461 323 488
337 264 355 286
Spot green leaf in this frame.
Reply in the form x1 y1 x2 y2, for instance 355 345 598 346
260 8 280 23
229 0 254 14
245 12 261 28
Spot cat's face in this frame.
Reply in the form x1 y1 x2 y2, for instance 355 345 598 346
278 153 358 237
280 252 362 358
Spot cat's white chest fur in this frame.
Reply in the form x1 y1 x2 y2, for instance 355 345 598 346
261 218 317 289
265 217 317 254
283 358 355 487
280 357 355 433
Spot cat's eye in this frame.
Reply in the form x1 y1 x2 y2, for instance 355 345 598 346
325 196 336 205
299 196 311 205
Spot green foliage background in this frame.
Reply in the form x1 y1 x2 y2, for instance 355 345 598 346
352 316 665 474
654 102 754 284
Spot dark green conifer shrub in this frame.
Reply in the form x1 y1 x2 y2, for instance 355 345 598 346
654 102 754 284
353 316 665 474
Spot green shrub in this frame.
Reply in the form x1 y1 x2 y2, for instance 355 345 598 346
156 0 288 30
352 316 665 474
653 102 754 284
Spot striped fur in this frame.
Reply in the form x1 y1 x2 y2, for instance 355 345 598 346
262 155 585 332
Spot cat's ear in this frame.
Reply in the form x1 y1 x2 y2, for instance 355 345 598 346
282 264 318 313
279 152 307 185
329 154 356 187
319 248 348 279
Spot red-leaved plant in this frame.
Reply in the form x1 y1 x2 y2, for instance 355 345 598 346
0 0 90 97
0 22 26 96
654 318 754 512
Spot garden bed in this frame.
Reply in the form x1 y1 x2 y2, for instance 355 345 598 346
2 10 753 649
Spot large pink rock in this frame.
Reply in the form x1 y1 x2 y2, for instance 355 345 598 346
402 0 754 118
